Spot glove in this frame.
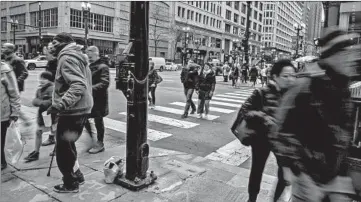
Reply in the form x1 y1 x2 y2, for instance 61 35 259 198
9 116 18 122
47 103 64 115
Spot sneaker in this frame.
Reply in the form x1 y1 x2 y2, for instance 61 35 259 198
204 114 208 119
1 162 7 170
181 114 188 119
198 113 203 118
53 183 79 193
24 151 39 162
42 137 55 146
75 169 85 185
190 109 196 114
88 142 105 154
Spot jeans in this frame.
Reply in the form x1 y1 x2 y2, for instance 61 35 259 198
197 90 211 114
184 87 196 114
148 86 156 105
292 173 354 202
1 121 10 165
248 138 287 202
84 117 105 143
56 115 88 186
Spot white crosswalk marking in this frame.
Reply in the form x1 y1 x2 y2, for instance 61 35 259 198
205 139 251 166
152 106 219 120
214 94 248 99
170 102 235 114
193 99 240 108
232 92 255 96
225 93 252 97
119 112 199 129
211 97 244 104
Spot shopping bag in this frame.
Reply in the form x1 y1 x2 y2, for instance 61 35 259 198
4 122 24 164
103 156 124 184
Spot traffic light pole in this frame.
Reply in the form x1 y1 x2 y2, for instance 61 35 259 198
114 1 157 191
244 1 251 67
295 28 300 58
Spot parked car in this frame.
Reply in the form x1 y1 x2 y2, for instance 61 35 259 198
25 55 48 70
165 62 178 71
149 57 166 72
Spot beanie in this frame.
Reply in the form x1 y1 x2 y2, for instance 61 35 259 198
40 71 53 82
53 32 74 44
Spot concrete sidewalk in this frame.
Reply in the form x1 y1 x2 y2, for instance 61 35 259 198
1 107 292 202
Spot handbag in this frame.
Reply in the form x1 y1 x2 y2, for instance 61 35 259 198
231 88 264 146
4 122 24 164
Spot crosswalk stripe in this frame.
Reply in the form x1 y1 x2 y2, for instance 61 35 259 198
193 99 240 108
233 91 254 95
119 112 199 129
211 97 244 104
215 94 248 99
152 106 219 120
205 139 251 166
170 102 235 114
103 117 172 141
225 93 251 97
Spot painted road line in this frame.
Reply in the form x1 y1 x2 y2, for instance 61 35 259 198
103 117 172 141
215 94 249 99
225 93 252 97
170 102 235 114
119 112 199 129
193 99 240 108
152 106 219 120
232 91 254 95
211 97 244 104
205 139 251 166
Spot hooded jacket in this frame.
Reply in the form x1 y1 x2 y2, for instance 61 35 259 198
1 62 21 121
53 43 93 116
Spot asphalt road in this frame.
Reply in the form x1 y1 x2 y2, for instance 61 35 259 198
22 68 278 176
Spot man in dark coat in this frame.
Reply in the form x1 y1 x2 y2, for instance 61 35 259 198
180 60 198 118
84 46 110 154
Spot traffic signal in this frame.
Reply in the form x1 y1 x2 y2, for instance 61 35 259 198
241 39 247 47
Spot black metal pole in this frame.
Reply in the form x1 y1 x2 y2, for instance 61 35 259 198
39 2 42 52
84 8 89 49
295 28 300 58
13 24 16 44
244 1 251 66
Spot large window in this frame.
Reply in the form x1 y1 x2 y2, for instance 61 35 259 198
182 8 185 18
178 6 181 17
241 17 245 25
233 27 238 35
254 11 258 20
259 14 262 22
225 24 231 33
226 10 231 20
30 8 58 28
234 13 239 23
253 22 257 30
226 1 231 7
234 1 239 10
70 9 113 33
70 9 82 28
1 17 7 32
10 14 26 30
258 24 262 32
260 3 263 11
241 4 246 14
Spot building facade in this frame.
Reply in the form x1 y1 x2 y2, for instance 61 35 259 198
262 2 304 59
0 1 171 58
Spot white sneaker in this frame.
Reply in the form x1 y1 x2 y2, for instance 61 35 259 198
198 113 203 118
204 114 208 119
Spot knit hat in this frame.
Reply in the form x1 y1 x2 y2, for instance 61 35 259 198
40 71 53 82
53 32 74 44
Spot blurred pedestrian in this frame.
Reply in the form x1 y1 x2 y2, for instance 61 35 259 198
1 62 21 170
180 60 198 118
249 65 259 87
260 67 267 87
222 62 231 82
47 33 93 193
23 71 56 162
232 60 296 202
148 61 161 109
270 29 361 202
196 63 216 119
83 46 109 154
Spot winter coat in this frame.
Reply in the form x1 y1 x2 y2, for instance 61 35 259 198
270 63 353 184
45 59 58 82
32 82 54 125
197 70 216 92
182 64 199 89
53 43 93 116
5 53 28 92
249 67 258 79
89 58 110 118
1 62 21 122
148 69 159 87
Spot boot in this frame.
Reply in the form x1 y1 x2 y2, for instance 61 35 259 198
24 151 39 162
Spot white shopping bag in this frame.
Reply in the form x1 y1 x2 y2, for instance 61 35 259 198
103 156 124 184
5 122 24 164
42 112 52 127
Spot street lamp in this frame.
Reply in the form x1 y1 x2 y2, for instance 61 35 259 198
82 2 91 49
293 22 305 58
38 2 42 53
10 19 19 44
182 26 190 66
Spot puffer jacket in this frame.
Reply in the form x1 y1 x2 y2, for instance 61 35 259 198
197 70 216 92
53 43 93 116
1 62 21 122
270 63 354 184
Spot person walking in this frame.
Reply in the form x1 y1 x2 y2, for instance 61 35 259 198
1 62 21 170
148 61 161 109
84 46 110 154
222 62 231 82
180 61 198 118
270 29 360 201
249 65 259 87
23 71 56 162
232 60 296 202
47 33 93 193
260 67 268 87
196 63 216 119
230 65 239 88
241 65 248 84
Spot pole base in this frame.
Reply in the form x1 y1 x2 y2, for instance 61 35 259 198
114 171 157 191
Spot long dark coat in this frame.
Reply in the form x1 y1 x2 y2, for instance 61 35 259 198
89 58 110 118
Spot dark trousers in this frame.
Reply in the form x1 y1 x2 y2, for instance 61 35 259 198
1 121 10 165
148 86 156 105
248 139 287 202
84 117 105 143
184 87 196 114
56 115 88 186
